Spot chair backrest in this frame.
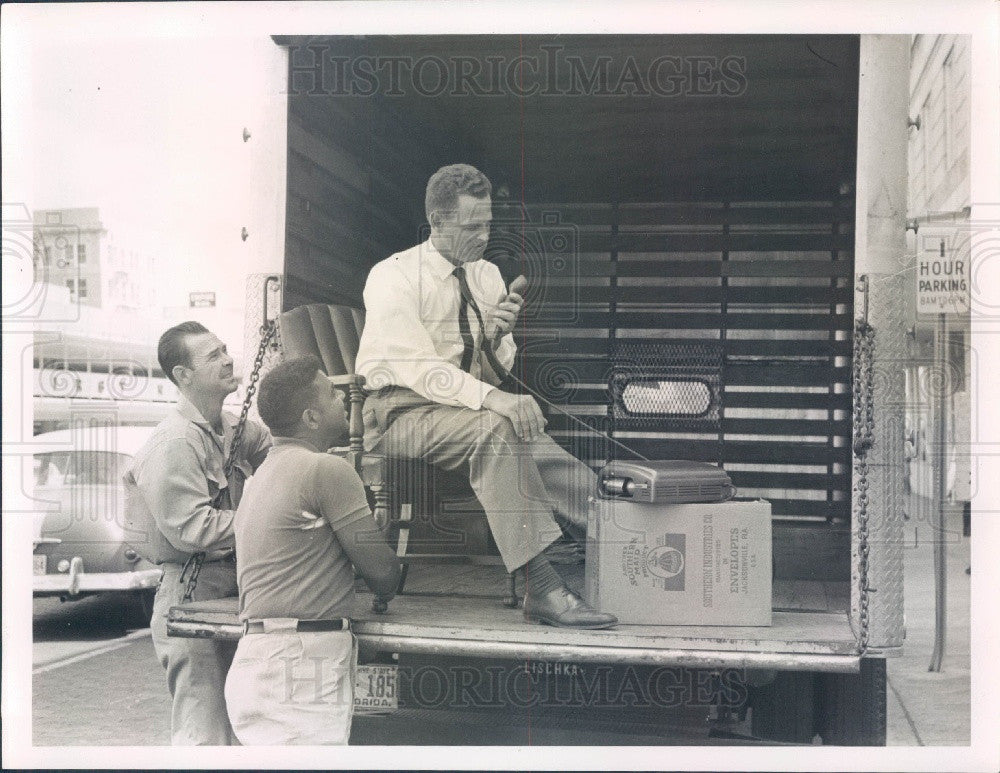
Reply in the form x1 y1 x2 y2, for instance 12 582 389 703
277 304 366 376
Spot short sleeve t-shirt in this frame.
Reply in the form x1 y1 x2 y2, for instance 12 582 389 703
234 438 371 621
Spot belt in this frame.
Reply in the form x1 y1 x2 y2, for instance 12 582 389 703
161 551 234 568
242 617 351 635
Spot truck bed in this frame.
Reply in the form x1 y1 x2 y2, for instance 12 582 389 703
168 563 871 674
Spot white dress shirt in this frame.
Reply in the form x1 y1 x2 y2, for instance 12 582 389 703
356 239 517 410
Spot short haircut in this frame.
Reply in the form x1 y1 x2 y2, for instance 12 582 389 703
257 355 325 437
158 321 210 385
425 163 492 222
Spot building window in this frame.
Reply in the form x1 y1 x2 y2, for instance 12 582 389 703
922 91 939 201
66 279 75 297
78 278 88 299
909 94 931 213
64 242 74 262
44 246 52 265
78 243 86 264
943 39 970 171
942 46 954 172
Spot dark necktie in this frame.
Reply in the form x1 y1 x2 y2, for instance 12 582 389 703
452 265 513 385
453 265 477 372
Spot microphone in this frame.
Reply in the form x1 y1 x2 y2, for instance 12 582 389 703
507 274 529 299
491 275 529 349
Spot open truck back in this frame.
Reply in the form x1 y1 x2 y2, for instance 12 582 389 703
169 34 909 744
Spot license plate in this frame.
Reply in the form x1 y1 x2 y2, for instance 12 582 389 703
33 554 47 576
354 664 398 713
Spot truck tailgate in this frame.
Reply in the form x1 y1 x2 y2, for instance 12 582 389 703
168 564 870 674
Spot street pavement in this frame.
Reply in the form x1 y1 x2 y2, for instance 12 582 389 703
885 494 970 745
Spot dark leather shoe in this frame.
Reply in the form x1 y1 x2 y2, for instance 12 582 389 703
523 587 618 629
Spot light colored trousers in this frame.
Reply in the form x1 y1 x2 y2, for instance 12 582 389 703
365 388 600 571
225 628 356 745
150 560 239 745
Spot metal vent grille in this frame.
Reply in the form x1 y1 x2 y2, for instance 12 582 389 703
620 379 712 417
610 342 723 430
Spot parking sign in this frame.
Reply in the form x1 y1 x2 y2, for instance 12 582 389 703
916 236 969 315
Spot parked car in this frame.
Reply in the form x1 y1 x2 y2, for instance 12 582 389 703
32 426 161 622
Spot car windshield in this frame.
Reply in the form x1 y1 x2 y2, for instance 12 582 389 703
34 451 130 489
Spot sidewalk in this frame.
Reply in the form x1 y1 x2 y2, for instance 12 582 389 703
886 494 970 745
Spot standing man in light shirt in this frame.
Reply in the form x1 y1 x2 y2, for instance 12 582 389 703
124 321 272 745
356 163 616 629
224 356 401 745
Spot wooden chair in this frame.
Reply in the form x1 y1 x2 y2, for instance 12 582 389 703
276 303 518 612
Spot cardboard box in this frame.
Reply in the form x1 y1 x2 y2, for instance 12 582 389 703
584 499 772 626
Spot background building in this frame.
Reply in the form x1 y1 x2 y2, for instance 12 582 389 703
30 207 248 434
31 208 176 433
33 208 105 308
906 34 972 510
32 207 159 312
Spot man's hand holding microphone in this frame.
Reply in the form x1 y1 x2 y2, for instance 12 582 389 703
484 274 528 340
481 275 547 441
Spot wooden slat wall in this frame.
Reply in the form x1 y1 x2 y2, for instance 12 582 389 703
283 56 445 310
509 200 854 538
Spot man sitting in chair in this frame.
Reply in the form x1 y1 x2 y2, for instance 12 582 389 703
356 163 616 630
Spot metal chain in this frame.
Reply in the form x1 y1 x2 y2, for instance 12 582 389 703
181 319 278 603
852 316 876 654
179 551 204 604
224 319 278 482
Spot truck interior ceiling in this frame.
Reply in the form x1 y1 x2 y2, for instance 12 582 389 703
276 34 861 586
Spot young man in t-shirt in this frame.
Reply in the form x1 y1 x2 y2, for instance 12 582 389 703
224 356 401 745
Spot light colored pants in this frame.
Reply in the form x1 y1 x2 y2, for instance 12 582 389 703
225 627 357 745
150 560 239 745
365 388 599 571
